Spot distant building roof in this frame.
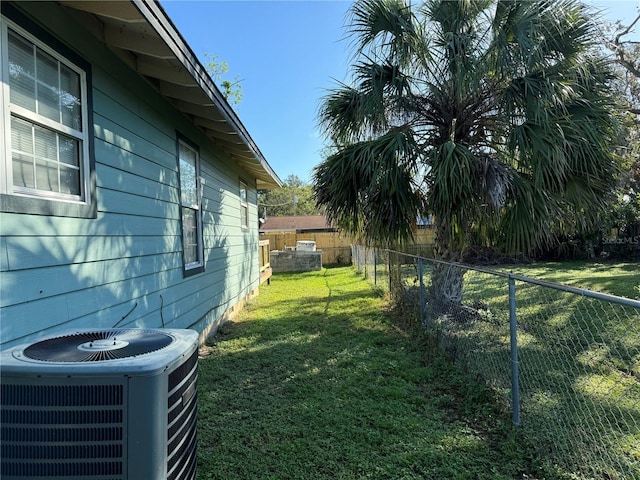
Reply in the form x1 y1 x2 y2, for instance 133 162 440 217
260 215 335 233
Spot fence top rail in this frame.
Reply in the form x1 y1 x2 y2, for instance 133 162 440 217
383 249 640 309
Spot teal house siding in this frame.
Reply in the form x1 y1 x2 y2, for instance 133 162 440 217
0 1 281 349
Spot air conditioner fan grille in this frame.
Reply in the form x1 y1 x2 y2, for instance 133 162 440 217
23 329 173 362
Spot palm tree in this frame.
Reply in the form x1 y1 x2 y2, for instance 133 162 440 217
314 0 621 309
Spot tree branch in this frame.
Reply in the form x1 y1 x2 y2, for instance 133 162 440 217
618 56 640 79
614 13 640 45
611 13 640 79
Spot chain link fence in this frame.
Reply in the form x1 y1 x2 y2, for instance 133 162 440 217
352 246 640 479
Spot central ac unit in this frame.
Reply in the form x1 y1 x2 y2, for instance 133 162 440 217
0 328 199 480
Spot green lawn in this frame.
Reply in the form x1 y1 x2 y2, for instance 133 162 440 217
383 257 640 479
196 267 538 480
503 260 640 299
498 261 640 479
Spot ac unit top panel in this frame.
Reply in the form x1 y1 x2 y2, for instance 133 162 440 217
1 328 199 376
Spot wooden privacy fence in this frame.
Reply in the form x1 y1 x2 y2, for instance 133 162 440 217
259 232 352 265
259 229 435 266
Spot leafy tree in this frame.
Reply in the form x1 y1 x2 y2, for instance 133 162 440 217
258 175 320 218
204 53 243 105
314 0 622 307
599 10 640 255
606 11 640 103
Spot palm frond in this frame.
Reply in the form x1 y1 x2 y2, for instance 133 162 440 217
499 175 562 254
425 0 493 36
313 126 423 244
320 56 422 144
353 59 413 99
319 85 371 144
507 120 569 191
349 0 423 67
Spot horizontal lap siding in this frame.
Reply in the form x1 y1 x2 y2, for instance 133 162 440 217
0 2 260 348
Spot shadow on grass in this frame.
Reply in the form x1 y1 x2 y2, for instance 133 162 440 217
195 268 538 480
402 265 639 479
513 290 640 479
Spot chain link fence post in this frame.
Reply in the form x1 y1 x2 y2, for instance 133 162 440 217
374 249 378 286
418 258 425 327
509 274 521 428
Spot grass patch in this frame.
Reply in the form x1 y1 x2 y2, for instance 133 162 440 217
382 256 640 479
502 262 640 479
196 267 538 480
503 260 640 299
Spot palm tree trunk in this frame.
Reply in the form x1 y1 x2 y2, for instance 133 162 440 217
429 224 466 315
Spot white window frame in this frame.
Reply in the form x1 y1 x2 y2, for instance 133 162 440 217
178 138 204 274
0 15 91 206
240 180 249 230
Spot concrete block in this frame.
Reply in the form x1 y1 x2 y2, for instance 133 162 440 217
271 250 322 272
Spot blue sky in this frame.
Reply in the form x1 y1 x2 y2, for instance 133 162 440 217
160 0 639 186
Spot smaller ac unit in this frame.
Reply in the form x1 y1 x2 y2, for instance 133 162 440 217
296 241 316 252
0 328 199 480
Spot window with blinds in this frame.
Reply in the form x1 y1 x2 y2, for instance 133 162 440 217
1 16 90 205
240 180 249 230
178 139 203 274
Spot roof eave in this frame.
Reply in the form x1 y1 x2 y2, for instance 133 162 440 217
58 0 282 190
